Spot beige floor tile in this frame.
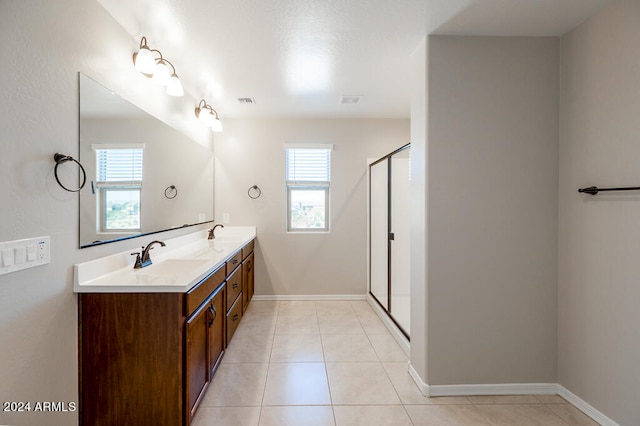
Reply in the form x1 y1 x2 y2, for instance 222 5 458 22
349 301 375 315
468 395 541 404
321 334 378 362
192 406 261 426
382 362 472 405
358 315 390 335
316 301 356 315
222 334 274 363
404 404 491 425
245 300 280 313
475 404 567 425
235 312 278 336
547 403 600 425
318 314 365 335
333 405 412 426
535 394 568 404
270 334 325 362
275 312 320 334
263 362 331 405
279 300 317 314
326 362 401 405
259 406 335 426
367 334 408 361
201 363 268 406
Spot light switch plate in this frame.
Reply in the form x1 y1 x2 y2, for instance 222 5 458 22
0 236 50 276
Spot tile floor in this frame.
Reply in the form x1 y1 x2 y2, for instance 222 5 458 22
192 300 599 426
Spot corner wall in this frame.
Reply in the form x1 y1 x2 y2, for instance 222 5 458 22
426 35 560 385
559 1 640 424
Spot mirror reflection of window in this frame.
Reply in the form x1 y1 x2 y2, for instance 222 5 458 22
92 144 144 232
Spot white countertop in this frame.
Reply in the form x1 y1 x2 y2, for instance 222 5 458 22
74 226 256 293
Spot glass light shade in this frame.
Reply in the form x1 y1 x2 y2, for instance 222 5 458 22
211 118 223 132
134 47 156 74
151 61 171 86
166 74 184 96
197 108 213 126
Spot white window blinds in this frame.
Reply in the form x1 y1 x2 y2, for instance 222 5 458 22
94 147 144 183
286 147 331 183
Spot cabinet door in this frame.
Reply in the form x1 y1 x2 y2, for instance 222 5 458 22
242 252 254 311
185 300 210 423
208 288 225 378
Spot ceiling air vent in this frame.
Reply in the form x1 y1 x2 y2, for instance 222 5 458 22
237 97 256 104
340 95 362 105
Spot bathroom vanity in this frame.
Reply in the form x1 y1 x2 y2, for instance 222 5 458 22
74 227 256 426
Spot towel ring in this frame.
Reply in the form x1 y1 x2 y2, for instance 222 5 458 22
164 185 178 199
54 153 86 192
248 185 262 199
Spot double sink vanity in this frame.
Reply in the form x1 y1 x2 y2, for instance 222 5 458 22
74 226 256 425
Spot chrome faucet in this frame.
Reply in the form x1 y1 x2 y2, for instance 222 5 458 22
131 240 166 269
208 224 224 240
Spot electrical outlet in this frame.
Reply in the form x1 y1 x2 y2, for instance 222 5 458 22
223 213 230 224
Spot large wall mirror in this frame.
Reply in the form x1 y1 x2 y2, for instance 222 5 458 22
79 73 214 248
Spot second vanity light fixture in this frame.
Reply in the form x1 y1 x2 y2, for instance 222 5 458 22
195 99 223 132
133 36 184 97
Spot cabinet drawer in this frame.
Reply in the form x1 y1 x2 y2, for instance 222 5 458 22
225 267 241 311
226 297 242 346
241 239 254 260
185 266 226 317
226 251 242 276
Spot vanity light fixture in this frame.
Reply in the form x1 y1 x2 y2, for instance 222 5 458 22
195 99 223 132
132 36 184 97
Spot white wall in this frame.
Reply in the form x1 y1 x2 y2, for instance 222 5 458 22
0 1 213 425
424 35 560 385
559 1 640 424
214 118 409 296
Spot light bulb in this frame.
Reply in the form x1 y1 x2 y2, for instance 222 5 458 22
151 61 171 86
166 74 184 96
211 118 223 132
134 47 156 74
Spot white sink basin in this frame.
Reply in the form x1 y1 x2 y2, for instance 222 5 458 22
139 258 209 277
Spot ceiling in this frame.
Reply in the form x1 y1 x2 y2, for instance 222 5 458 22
97 0 613 119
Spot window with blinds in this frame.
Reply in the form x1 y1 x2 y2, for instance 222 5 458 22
285 145 332 232
92 145 144 232
96 148 144 184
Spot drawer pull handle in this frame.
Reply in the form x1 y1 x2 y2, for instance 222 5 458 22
233 259 238 264
232 314 240 321
208 305 216 326
232 283 239 289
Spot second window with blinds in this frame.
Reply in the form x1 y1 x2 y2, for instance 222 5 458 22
285 145 333 232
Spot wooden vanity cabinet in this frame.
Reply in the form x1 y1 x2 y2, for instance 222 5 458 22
78 238 256 426
185 282 225 424
79 266 226 426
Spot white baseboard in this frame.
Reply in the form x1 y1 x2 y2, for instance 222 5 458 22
252 294 367 301
557 385 619 426
408 363 430 397
365 294 410 355
402 375 619 426
428 382 558 397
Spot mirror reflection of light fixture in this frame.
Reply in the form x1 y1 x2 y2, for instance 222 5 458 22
132 36 184 97
195 99 223 132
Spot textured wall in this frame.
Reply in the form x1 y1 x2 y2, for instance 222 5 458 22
214 118 409 296
559 1 640 424
0 1 212 425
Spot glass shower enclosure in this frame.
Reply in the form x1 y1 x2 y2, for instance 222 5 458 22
369 144 411 339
